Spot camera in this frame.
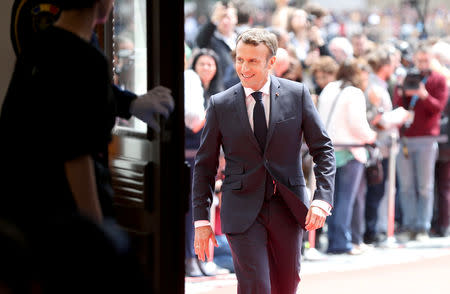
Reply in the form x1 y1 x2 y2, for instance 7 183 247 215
402 68 424 90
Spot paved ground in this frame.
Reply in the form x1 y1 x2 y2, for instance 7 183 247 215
185 236 450 294
299 253 450 294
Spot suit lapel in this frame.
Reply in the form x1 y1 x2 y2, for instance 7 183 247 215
233 85 261 152
266 76 281 146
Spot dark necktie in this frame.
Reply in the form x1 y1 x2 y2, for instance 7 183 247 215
251 91 267 151
251 91 274 200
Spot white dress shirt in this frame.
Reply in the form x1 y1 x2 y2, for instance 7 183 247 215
243 78 271 130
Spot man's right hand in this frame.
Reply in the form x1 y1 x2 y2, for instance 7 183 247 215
194 225 218 262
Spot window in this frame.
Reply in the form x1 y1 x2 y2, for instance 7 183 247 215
112 0 147 132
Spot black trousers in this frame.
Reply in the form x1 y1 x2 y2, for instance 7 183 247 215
364 158 389 238
226 195 303 294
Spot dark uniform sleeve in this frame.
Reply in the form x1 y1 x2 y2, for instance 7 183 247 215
195 20 216 49
112 84 137 119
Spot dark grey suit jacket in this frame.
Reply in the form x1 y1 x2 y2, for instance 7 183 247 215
192 75 335 234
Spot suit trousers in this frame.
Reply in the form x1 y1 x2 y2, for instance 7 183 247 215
364 158 389 239
226 195 303 294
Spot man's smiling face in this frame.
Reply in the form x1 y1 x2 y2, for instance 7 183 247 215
235 42 276 91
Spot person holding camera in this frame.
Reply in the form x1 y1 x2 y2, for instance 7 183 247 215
195 1 238 86
393 43 449 242
302 2 329 44
286 8 331 70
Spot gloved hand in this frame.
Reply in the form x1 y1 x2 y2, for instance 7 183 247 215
130 86 175 132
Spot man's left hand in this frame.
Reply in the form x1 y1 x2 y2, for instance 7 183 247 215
305 206 327 231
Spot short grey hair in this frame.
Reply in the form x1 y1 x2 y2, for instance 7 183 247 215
236 28 278 58
431 41 450 64
329 37 354 59
367 45 394 73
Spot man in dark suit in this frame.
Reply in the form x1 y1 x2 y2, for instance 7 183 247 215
192 28 335 294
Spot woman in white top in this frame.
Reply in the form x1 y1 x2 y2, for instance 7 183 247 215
317 60 377 254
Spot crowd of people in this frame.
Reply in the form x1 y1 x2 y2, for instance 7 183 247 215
184 0 450 277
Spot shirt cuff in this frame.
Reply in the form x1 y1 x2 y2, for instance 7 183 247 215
194 220 211 228
311 200 332 216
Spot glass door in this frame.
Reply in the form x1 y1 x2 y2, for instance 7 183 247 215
112 0 148 132
106 1 185 292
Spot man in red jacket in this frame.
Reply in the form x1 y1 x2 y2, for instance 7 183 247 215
394 42 448 242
